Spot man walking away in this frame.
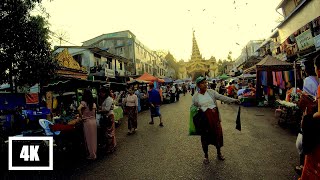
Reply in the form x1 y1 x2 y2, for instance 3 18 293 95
148 83 163 127
182 83 187 96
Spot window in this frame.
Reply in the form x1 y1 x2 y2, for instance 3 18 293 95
72 54 82 66
107 57 112 69
120 62 123 70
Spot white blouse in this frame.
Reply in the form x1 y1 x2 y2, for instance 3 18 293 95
198 92 216 112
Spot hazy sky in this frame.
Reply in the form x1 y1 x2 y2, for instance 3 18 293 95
38 0 282 61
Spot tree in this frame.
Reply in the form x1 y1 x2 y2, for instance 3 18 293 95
164 52 179 79
0 0 58 92
227 51 233 61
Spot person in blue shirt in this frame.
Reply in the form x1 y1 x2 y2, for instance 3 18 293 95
147 82 163 127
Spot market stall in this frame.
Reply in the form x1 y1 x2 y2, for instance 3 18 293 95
243 55 296 106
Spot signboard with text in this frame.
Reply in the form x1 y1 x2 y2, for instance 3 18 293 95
314 34 320 50
295 29 315 51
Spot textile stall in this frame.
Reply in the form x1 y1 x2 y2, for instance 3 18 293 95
243 55 295 105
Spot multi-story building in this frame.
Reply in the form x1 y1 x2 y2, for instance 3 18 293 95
276 0 320 61
53 46 129 81
233 40 264 73
82 30 168 78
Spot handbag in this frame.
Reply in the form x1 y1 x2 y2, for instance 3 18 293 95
297 93 317 115
193 110 208 134
100 114 112 128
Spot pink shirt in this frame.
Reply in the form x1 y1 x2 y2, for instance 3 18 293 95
80 101 96 121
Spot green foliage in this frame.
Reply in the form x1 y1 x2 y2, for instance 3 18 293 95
217 51 234 76
164 52 179 79
0 0 58 91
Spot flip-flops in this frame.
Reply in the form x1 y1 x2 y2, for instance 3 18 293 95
217 154 225 161
203 158 209 164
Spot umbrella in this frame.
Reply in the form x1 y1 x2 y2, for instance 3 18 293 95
219 74 230 80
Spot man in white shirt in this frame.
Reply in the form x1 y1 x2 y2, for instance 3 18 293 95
170 85 176 103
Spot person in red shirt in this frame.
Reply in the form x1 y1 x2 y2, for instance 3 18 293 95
227 81 235 98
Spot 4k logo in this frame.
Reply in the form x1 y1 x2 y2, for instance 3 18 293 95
8 136 53 170
20 145 40 161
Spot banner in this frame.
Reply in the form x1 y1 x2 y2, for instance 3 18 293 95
314 34 320 50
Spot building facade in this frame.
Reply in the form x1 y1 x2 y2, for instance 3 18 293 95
233 40 264 73
82 30 168 77
53 46 129 81
276 0 320 61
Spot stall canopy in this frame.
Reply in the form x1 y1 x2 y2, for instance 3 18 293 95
246 55 294 101
163 78 173 83
135 72 165 83
244 55 293 74
219 74 230 80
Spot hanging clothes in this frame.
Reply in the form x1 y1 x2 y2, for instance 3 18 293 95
267 71 273 86
289 70 295 82
272 72 277 86
260 71 268 86
283 71 290 83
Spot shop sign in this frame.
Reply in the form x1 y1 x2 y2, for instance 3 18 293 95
295 29 314 51
105 68 115 78
276 53 287 61
314 34 320 50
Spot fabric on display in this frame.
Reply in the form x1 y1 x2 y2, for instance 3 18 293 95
283 71 290 83
260 71 267 86
25 93 39 104
272 72 277 86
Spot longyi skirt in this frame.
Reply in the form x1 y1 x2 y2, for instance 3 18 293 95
201 108 223 147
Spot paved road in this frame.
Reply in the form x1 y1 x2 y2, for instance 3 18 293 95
1 93 300 179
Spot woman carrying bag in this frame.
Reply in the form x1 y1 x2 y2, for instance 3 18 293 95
191 77 240 164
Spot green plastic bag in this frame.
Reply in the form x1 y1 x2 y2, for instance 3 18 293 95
189 105 200 135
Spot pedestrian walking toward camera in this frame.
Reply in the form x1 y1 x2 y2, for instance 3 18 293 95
124 88 138 135
148 83 163 127
192 77 239 164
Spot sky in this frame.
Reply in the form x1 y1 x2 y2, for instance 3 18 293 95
37 0 282 61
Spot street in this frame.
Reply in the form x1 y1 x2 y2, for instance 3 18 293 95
2 94 300 180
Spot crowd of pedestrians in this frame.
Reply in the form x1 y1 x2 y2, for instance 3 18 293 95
76 54 320 180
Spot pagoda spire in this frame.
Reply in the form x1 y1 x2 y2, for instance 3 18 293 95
190 30 202 61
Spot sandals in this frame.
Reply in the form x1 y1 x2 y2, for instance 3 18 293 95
159 123 164 127
149 121 154 125
217 154 225 161
295 165 303 175
203 158 210 164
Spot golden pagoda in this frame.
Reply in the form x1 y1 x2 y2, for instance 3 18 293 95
178 31 218 80
55 49 88 80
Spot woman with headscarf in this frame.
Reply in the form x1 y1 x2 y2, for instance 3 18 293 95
78 89 97 160
124 88 138 135
99 87 116 153
192 77 239 164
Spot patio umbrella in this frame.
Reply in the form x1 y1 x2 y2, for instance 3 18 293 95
219 74 229 80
